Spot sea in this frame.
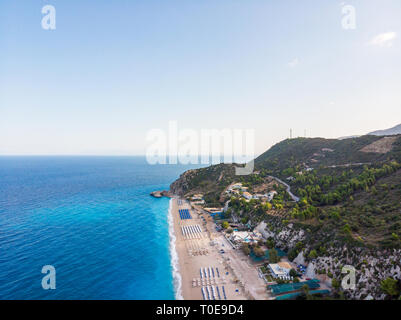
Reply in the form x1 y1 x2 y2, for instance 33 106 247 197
0 156 203 300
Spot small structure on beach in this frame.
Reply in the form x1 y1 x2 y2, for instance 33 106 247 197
268 262 292 279
191 194 204 201
190 194 205 205
229 230 263 245
204 207 224 216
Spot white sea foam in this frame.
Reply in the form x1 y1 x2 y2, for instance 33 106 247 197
168 198 183 300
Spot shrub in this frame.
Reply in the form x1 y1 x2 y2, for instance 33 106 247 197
380 278 400 297
332 278 340 289
308 249 318 260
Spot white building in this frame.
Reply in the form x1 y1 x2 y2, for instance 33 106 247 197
192 200 205 205
268 262 292 278
243 192 252 200
231 183 243 190
228 183 249 193
252 194 268 200
230 231 263 244
191 194 204 201
231 231 251 243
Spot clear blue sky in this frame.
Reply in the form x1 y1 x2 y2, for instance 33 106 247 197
1 0 400 155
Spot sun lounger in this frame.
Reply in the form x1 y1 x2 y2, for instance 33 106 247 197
205 286 211 300
216 286 221 300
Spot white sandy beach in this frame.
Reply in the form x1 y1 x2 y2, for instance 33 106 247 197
170 197 269 300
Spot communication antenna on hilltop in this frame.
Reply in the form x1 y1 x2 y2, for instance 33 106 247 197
290 128 293 139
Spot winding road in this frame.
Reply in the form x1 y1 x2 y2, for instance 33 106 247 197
268 176 300 202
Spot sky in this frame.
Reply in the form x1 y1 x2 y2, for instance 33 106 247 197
1 0 401 156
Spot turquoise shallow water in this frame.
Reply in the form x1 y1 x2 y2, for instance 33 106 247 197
0 156 201 299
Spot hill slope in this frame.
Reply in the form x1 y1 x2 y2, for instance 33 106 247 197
170 134 401 248
169 134 401 300
368 123 401 136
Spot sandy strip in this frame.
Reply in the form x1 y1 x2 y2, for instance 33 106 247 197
171 197 250 300
171 198 201 299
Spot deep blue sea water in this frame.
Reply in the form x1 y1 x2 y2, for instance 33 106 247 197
0 156 202 299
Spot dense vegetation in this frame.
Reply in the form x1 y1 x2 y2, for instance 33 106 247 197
170 135 401 248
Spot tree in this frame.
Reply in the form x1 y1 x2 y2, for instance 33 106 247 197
380 278 400 297
254 246 265 257
241 243 251 256
268 249 280 263
295 242 304 251
332 278 341 290
308 249 318 260
318 246 327 256
289 269 298 277
265 239 274 249
342 224 351 234
263 202 272 211
301 284 310 297
288 248 298 261
222 221 229 229
371 186 377 195
300 198 308 207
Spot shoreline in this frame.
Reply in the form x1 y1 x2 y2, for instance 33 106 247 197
168 198 183 300
170 197 202 299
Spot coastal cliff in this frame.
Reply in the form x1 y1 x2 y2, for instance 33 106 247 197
169 163 237 206
169 169 199 196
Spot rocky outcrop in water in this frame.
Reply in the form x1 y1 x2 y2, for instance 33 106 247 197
150 190 172 198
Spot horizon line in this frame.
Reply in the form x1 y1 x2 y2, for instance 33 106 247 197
0 154 258 158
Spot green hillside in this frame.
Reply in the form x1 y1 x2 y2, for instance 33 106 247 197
254 135 399 174
170 135 401 248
